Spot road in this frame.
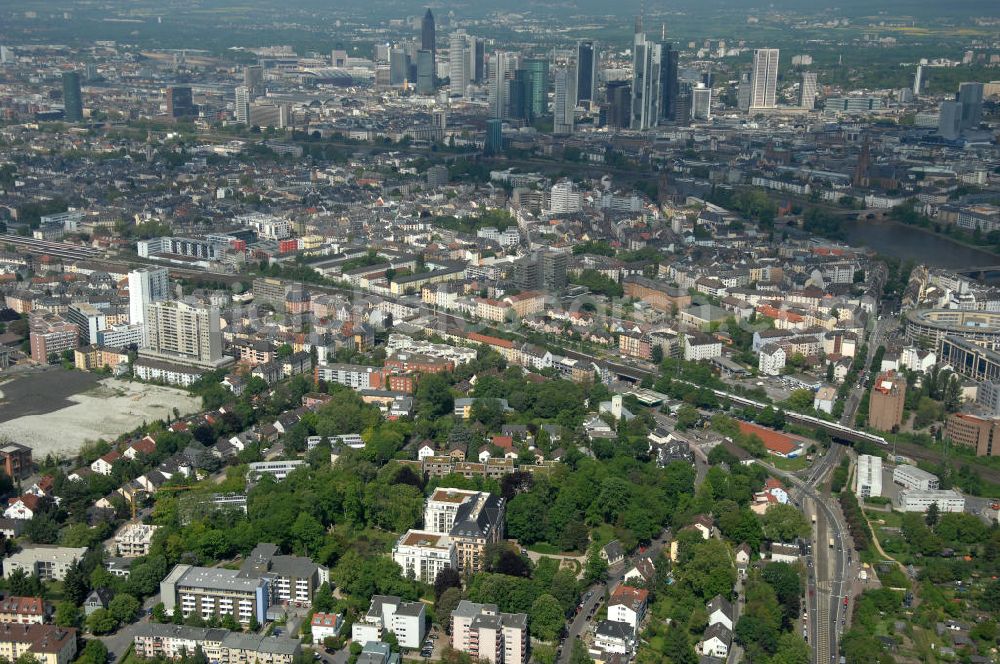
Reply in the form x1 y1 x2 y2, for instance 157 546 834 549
764 444 853 664
557 530 671 664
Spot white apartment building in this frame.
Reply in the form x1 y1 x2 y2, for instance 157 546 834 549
758 344 786 376
246 460 306 483
549 181 583 214
234 213 291 240
855 454 883 499
392 530 457 583
314 364 382 390
352 596 425 650
3 546 88 581
892 465 940 491
896 489 965 513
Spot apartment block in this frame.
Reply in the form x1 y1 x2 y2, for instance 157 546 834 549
892 465 939 491
944 413 1000 456
28 312 79 363
451 601 528 664
238 543 327 607
0 443 32 481
896 489 965 513
351 596 425 650
0 624 76 664
423 488 505 573
392 530 457 583
855 454 883 499
3 546 88 581
246 460 306 484
0 596 46 625
869 371 906 431
133 624 301 664
160 564 269 625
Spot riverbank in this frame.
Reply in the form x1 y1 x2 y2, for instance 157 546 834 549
841 218 1000 269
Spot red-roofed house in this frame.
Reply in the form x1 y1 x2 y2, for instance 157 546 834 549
608 586 649 632
0 596 46 624
737 421 805 458
90 451 121 476
4 494 41 520
124 436 157 460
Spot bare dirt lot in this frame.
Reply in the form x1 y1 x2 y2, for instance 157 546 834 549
0 368 201 457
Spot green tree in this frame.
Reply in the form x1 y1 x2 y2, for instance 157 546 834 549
760 504 811 542
529 594 565 641
768 633 811 664
675 405 700 430
437 587 463 631
53 601 81 628
86 608 119 635
290 512 326 556
63 560 91 605
663 622 697 664
925 501 939 527
109 593 141 624
584 544 608 584
74 640 109 664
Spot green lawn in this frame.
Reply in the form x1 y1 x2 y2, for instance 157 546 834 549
770 455 810 471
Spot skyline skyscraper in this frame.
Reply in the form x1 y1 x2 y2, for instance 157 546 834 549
62 71 83 121
449 31 471 97
389 48 410 86
488 51 516 119
913 64 924 96
554 68 574 134
243 65 264 96
799 71 818 110
485 118 503 155
522 58 549 119
166 86 194 118
659 43 679 122
630 23 662 130
416 49 434 94
421 9 436 62
234 86 251 124
128 267 170 346
691 83 711 120
509 68 534 121
938 100 962 140
750 48 780 109
958 81 983 130
606 81 631 129
575 41 597 104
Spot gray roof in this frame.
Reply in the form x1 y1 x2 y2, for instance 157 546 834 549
449 493 504 539
595 620 632 640
173 565 266 593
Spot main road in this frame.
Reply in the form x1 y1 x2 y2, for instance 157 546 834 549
765 444 852 664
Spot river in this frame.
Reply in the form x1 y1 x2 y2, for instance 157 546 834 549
840 219 1000 269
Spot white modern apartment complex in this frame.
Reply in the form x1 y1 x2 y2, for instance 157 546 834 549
423 488 505 573
855 454 882 499
3 546 88 582
352 596 425 650
892 465 940 491
896 489 965 513
392 530 457 583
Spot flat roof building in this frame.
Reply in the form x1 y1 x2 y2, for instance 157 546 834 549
896 489 965 513
892 464 939 491
160 564 269 625
3 546 88 582
869 371 906 432
856 454 883 499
